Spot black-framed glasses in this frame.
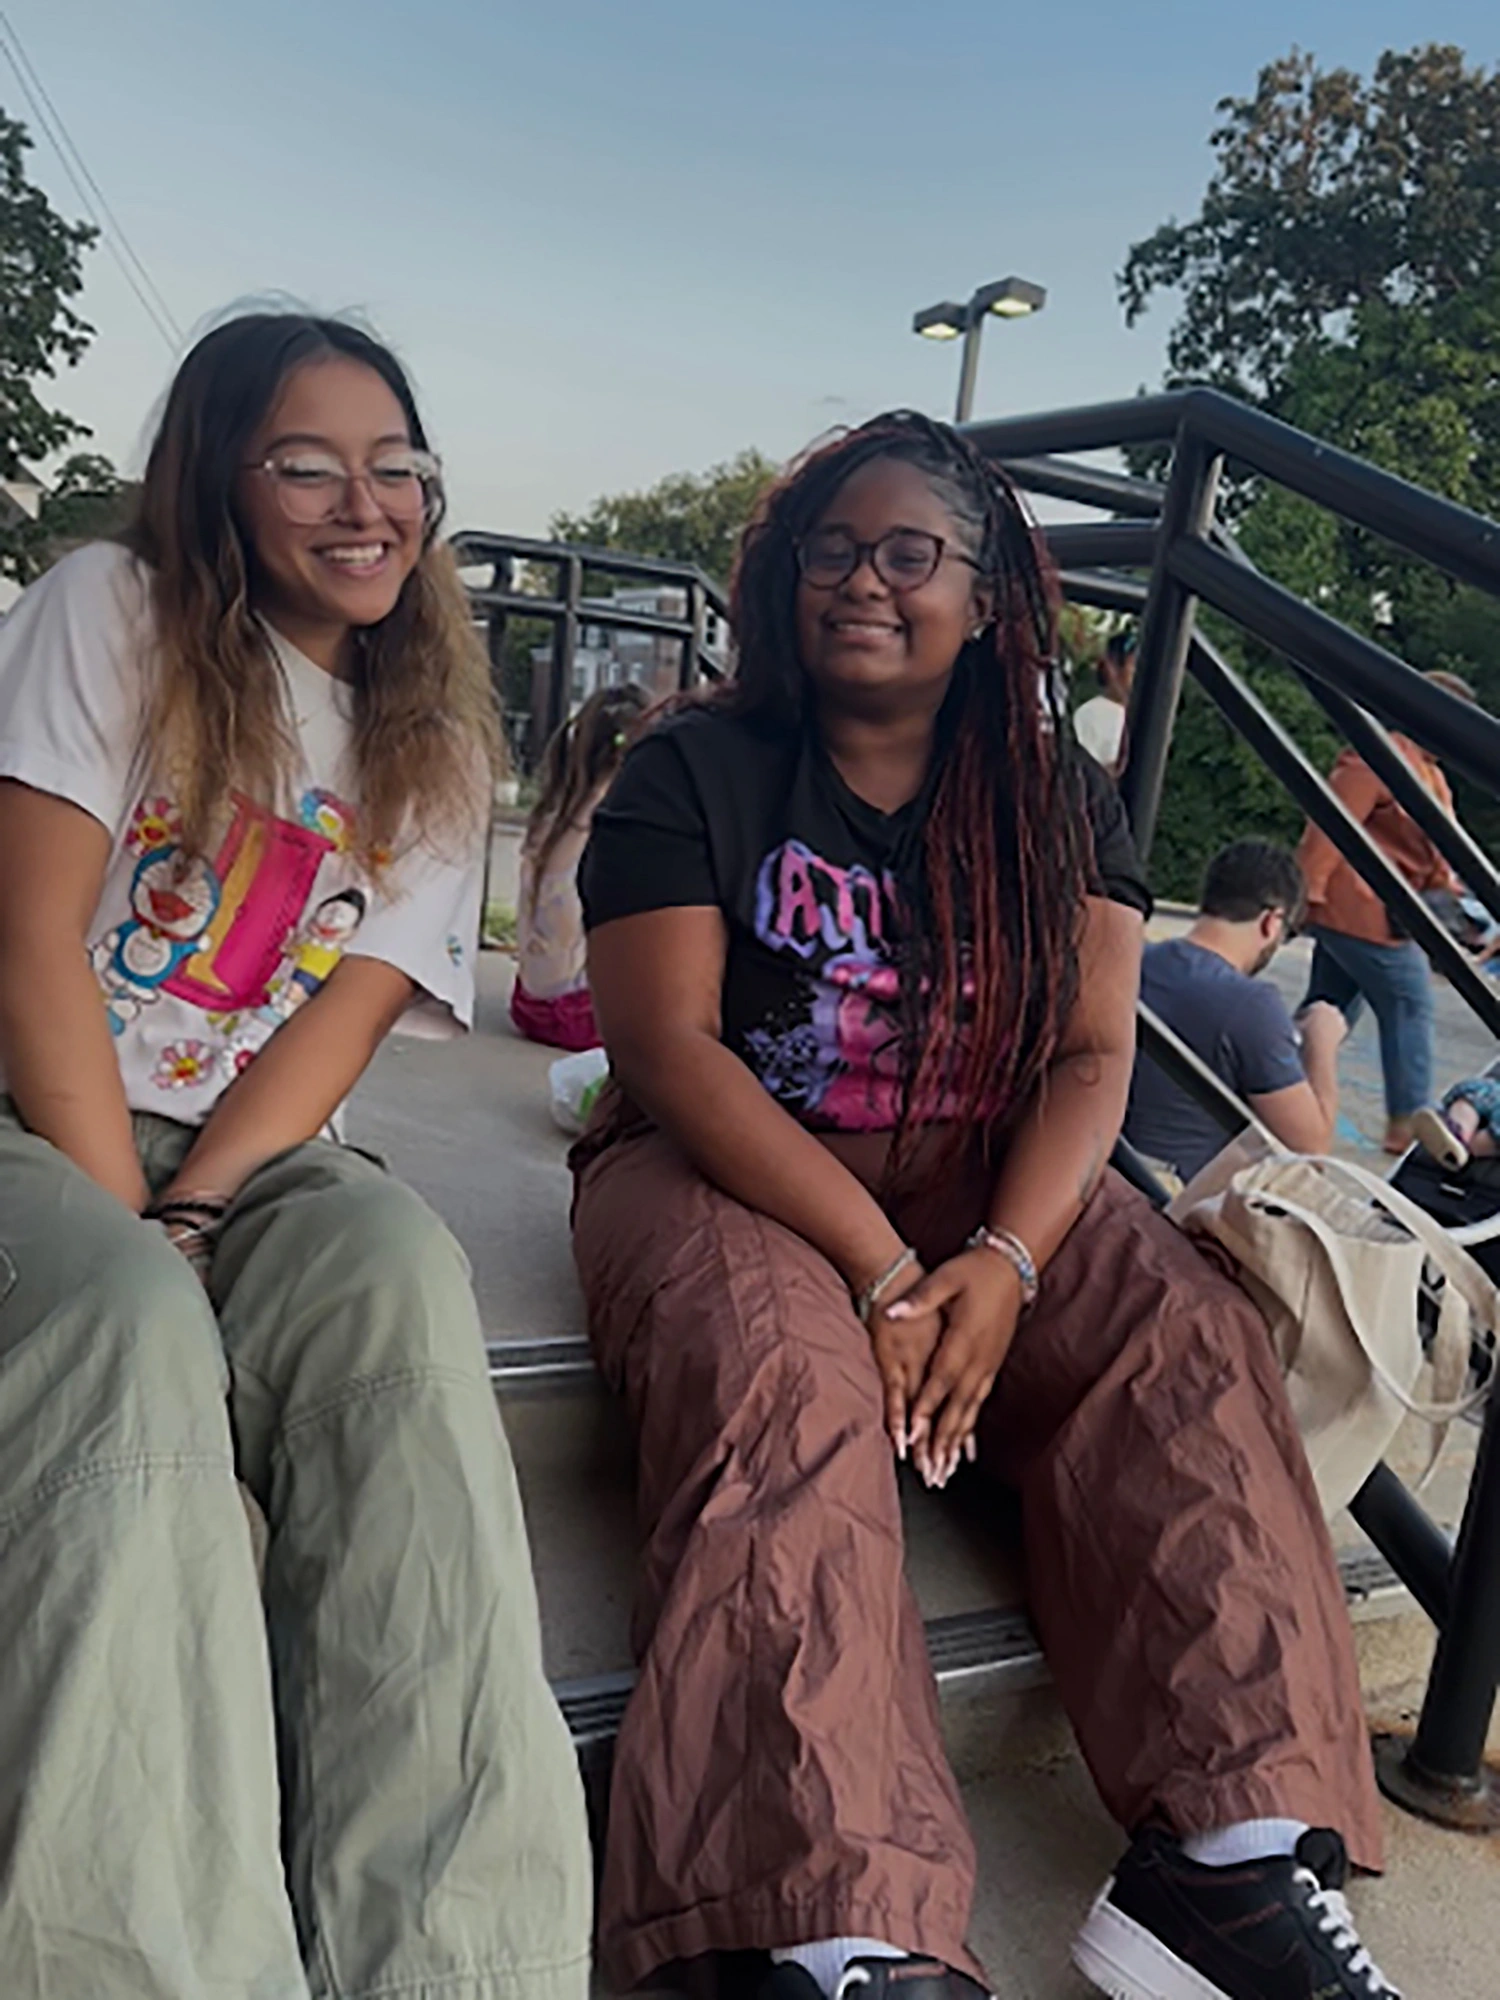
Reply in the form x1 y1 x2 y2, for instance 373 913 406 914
794 527 980 592
244 446 442 525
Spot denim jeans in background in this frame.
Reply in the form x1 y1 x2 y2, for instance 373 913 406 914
1302 925 1435 1119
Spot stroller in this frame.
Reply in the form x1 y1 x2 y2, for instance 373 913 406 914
1390 1069 1500 1395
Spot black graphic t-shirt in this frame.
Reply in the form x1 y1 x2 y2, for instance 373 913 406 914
580 703 1150 1134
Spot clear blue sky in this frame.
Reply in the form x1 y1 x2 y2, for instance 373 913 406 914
13 1 1500 536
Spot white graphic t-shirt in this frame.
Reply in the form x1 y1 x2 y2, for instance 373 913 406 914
0 542 484 1122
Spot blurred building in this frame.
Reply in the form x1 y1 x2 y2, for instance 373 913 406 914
531 584 730 715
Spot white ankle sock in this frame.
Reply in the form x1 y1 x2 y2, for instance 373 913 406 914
772 1936 904 1995
1181 1817 1309 1867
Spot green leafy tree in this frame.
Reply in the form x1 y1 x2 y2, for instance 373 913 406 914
550 448 779 587
0 108 106 580
1120 43 1500 892
1121 44 1500 407
14 451 131 580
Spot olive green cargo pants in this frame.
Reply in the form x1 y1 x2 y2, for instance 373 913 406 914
0 1100 591 2000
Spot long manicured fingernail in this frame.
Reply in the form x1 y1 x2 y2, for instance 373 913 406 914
964 1435 978 1464
885 1301 913 1320
895 1430 907 1461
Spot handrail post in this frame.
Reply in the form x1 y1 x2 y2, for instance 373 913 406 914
1119 426 1222 862
1377 1388 1500 1829
545 554 582 748
683 579 706 691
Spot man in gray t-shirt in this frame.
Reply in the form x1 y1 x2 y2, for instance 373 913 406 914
1126 840 1347 1181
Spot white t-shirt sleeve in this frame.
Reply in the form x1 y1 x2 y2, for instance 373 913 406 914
348 823 487 1038
0 543 148 833
1074 695 1126 770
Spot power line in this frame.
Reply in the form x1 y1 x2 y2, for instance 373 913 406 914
0 10 181 347
0 10 182 351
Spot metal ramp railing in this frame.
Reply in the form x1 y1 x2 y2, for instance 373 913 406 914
976 387 1500 1831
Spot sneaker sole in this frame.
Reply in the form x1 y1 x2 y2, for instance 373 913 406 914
1071 1884 1232 2000
1411 1107 1469 1172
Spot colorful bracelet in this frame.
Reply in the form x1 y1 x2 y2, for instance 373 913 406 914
144 1191 230 1224
853 1245 919 1327
965 1224 1040 1309
145 1192 231 1252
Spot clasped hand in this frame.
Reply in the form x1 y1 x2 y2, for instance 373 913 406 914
867 1248 1022 1488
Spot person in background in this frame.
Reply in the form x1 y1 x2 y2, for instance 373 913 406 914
1125 840 1347 1183
1413 1076 1500 1172
1072 626 1136 775
572 411 1392 2000
1299 672 1475 1154
511 681 650 1049
0 311 591 1999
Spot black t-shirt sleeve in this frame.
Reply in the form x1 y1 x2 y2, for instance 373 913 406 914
579 728 720 928
1078 755 1152 915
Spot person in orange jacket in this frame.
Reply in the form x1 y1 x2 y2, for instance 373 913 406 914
1298 672 1474 1153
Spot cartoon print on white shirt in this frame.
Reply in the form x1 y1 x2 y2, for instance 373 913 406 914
91 785 366 1083
113 849 220 982
259 887 367 1024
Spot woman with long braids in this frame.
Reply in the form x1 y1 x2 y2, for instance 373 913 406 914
572 413 1394 2000
0 312 590 1997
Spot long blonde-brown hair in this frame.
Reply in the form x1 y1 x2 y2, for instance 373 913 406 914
125 312 499 866
523 682 650 907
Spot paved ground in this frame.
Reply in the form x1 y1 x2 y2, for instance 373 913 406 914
344 901 1500 1999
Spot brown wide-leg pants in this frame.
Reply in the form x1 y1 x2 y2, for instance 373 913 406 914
571 1124 1384 1993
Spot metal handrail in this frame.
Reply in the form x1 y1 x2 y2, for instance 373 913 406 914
994 390 1500 1828
452 530 732 764
972 385 1500 600
452 528 731 610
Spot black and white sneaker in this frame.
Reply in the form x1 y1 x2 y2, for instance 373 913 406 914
755 1958 991 1998
1071 1827 1402 1998
834 1962 991 1999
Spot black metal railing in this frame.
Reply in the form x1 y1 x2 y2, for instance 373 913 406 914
451 530 730 767
970 388 1500 1828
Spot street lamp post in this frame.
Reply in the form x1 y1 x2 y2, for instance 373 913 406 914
912 276 1047 424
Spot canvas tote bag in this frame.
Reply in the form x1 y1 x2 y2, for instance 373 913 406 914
1168 1133 1495 1517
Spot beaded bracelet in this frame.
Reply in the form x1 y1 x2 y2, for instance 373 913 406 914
853 1245 919 1327
145 1193 230 1267
144 1191 230 1228
965 1223 1040 1309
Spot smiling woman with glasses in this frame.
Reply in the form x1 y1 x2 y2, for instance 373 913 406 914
0 310 591 1999
795 525 981 591
245 441 444 523
568 410 1390 2000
